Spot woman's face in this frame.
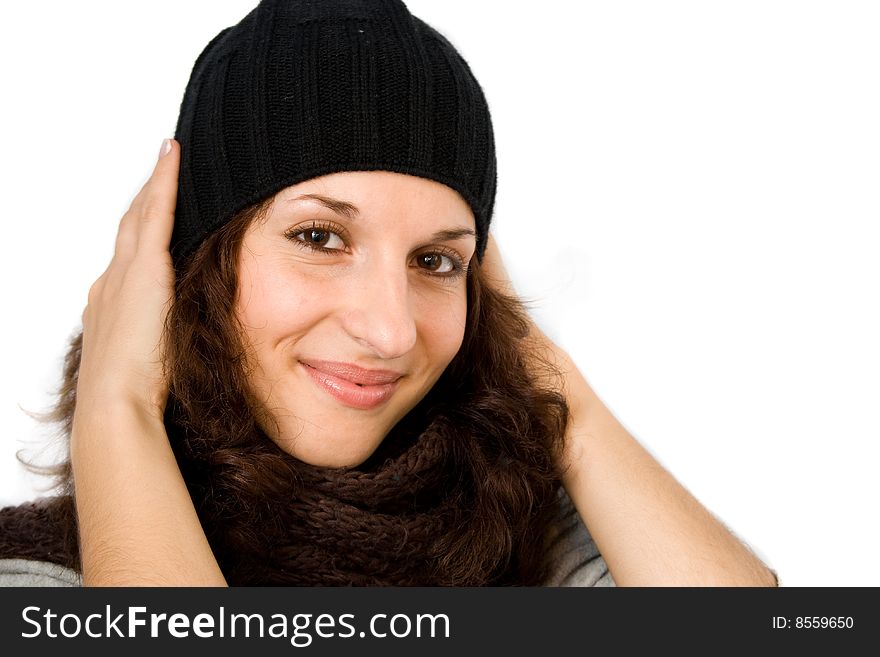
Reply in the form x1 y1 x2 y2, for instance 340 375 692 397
234 171 476 467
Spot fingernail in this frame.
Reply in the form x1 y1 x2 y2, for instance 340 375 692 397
158 138 172 160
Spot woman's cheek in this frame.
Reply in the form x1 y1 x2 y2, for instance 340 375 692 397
258 267 334 326
417 287 468 363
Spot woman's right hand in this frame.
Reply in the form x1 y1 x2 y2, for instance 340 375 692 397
70 139 227 585
76 138 179 423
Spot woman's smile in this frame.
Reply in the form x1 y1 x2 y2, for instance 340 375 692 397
299 359 404 410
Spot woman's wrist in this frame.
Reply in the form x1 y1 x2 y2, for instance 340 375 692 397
73 389 167 431
70 395 169 458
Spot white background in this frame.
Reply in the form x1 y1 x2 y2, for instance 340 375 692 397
1 1 877 587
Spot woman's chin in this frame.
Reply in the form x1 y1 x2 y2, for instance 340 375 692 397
268 430 382 469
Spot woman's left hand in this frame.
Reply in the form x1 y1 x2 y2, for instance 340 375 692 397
480 233 777 586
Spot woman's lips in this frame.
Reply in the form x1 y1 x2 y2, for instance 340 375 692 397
299 360 402 410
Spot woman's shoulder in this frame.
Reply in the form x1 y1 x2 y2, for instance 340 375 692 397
542 486 616 587
0 558 81 587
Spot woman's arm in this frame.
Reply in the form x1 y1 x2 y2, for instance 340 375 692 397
72 402 226 586
482 235 777 586
72 139 226 586
547 342 775 586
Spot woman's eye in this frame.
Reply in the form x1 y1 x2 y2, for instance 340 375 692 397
417 253 456 274
293 228 345 250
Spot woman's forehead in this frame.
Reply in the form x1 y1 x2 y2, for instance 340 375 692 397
270 171 477 228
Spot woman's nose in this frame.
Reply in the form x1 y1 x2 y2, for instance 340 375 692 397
341 262 417 360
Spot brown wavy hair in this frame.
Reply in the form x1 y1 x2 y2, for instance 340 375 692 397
25 194 570 585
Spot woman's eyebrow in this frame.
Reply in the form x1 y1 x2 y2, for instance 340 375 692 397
431 228 476 241
285 193 476 241
286 193 360 219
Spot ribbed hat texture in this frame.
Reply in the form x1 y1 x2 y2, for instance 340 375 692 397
171 0 497 268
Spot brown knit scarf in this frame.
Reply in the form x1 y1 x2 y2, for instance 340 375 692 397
195 414 471 586
0 495 79 571
0 400 553 586
309 445 458 582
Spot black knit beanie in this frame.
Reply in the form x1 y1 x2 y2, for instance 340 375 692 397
170 0 497 269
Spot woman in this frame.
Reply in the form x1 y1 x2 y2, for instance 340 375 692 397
0 0 776 586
